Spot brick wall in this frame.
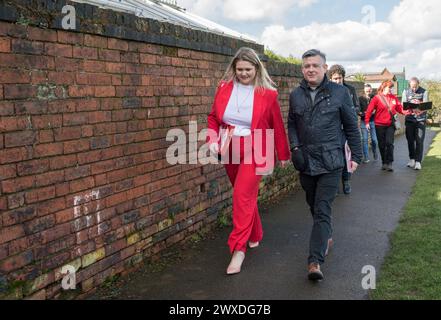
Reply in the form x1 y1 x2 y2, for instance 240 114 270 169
0 0 304 299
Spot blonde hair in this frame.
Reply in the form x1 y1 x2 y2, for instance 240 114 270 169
222 47 276 91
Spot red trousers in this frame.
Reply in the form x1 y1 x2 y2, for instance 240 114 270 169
224 136 263 253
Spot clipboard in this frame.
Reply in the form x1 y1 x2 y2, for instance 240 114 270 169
403 101 432 111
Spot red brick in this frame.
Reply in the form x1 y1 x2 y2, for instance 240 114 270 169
76 99 99 112
25 186 56 204
2 176 34 194
108 38 128 51
55 208 74 224
106 62 125 73
5 131 37 148
140 53 156 64
36 197 66 216
70 176 95 193
63 140 90 154
0 69 30 84
84 34 107 48
95 86 116 97
49 154 77 170
55 182 70 197
57 30 84 45
63 112 88 126
82 60 106 73
30 70 48 84
125 63 144 74
23 215 55 234
47 71 75 85
0 116 29 132
129 42 162 55
68 85 94 97
35 170 65 187
34 143 64 157
0 53 55 70
0 147 27 164
121 52 139 63
0 250 34 272
98 48 120 61
55 57 81 72
44 43 72 57
106 192 127 208
0 164 16 180
88 111 112 124
0 243 7 260
11 39 44 55
65 165 91 181
0 225 25 245
15 101 48 115
17 159 50 176
39 130 54 143
72 46 98 59
0 101 15 116
4 84 37 99
32 114 63 129
0 37 10 52
2 206 36 226
41 222 71 244
54 126 82 141
28 27 57 42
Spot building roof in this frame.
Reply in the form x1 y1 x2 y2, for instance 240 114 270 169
347 67 405 82
71 0 258 43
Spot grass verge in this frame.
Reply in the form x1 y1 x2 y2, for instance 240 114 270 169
371 128 441 299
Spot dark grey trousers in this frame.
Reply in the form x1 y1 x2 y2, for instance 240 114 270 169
300 169 341 264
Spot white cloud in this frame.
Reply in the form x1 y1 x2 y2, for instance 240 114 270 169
178 0 318 22
260 0 441 80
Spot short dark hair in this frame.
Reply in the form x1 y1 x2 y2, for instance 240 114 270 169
328 64 346 78
364 83 372 88
302 49 326 63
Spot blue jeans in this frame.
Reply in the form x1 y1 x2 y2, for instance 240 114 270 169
360 121 378 160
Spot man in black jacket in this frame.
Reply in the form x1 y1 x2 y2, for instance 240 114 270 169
288 49 362 281
358 84 378 162
328 64 360 195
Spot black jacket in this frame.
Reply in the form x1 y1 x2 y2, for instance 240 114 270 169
344 82 360 115
288 76 363 176
359 94 375 122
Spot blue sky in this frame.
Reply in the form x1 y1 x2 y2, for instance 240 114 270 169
207 0 401 39
178 0 441 80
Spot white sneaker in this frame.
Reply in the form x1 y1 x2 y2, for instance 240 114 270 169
414 162 422 170
407 159 415 168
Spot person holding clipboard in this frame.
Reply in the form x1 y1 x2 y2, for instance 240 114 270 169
402 77 430 170
207 47 290 275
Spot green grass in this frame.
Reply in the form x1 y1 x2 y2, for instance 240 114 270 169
371 128 441 300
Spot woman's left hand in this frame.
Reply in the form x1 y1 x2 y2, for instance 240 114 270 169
280 160 290 168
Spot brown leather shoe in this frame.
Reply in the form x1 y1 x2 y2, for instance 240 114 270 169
308 262 324 281
325 238 333 257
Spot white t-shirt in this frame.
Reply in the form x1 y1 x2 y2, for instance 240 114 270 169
222 82 255 136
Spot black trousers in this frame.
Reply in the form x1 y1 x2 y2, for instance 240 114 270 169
405 121 426 162
375 125 395 165
299 169 341 265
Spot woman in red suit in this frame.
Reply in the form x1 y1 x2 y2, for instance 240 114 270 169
206 47 291 275
365 80 406 172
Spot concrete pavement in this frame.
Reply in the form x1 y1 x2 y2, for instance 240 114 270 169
90 129 437 300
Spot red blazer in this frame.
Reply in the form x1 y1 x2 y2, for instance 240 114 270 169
207 81 290 168
365 93 406 126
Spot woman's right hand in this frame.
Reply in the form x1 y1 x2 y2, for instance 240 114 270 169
366 123 370 131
